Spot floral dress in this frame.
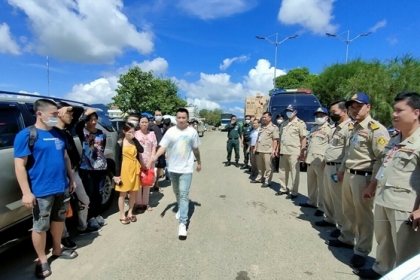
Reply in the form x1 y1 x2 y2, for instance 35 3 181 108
135 130 157 180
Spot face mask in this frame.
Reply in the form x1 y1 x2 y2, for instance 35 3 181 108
155 116 162 122
245 119 251 124
277 119 283 125
315 117 326 124
330 113 341 122
286 112 294 119
42 113 58 127
129 121 138 127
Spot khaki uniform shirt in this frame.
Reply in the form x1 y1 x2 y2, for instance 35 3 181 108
256 123 279 154
375 128 420 212
279 117 307 156
339 115 389 175
305 122 333 165
324 119 353 163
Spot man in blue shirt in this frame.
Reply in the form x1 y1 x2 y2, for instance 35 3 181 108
14 99 77 278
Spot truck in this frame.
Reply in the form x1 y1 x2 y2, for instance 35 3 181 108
264 88 322 132
219 113 233 131
185 106 199 122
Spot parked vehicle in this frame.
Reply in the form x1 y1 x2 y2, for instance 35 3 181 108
0 91 118 253
110 118 126 132
219 113 233 131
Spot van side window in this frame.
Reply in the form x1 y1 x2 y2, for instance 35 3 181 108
0 106 22 149
96 111 115 132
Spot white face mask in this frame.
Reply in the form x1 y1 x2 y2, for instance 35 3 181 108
129 121 138 127
315 117 326 124
245 119 251 124
286 112 294 119
42 113 58 127
277 119 283 124
155 116 162 122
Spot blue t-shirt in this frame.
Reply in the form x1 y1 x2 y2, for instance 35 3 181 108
14 127 68 198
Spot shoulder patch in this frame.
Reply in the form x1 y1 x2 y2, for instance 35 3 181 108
376 136 388 147
348 123 354 130
369 121 379 131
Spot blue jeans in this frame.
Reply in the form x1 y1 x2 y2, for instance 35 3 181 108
170 172 192 225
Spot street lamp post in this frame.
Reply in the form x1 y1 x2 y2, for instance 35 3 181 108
326 30 371 63
255 33 299 89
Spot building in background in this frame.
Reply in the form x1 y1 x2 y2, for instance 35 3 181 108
244 93 269 120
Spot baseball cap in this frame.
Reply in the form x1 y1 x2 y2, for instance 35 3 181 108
345 92 370 107
314 107 328 115
285 104 295 111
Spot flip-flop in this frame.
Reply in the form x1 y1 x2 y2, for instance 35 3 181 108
119 217 130 225
147 206 153 212
35 262 52 279
51 249 78 260
129 215 137 222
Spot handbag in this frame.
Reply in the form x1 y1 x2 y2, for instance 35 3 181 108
140 168 155 186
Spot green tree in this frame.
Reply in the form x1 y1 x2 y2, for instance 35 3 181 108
113 66 186 114
206 108 223 126
199 109 209 119
274 67 318 91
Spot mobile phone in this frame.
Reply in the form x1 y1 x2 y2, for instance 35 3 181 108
331 174 338 182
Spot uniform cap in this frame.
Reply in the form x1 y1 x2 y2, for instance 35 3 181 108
314 107 328 115
345 92 370 106
285 104 295 111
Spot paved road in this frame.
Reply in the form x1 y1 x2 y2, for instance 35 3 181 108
0 131 375 279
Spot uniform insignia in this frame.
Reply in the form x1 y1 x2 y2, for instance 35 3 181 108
376 136 388 147
348 124 354 130
400 147 414 153
358 131 369 137
369 121 379 131
374 132 387 138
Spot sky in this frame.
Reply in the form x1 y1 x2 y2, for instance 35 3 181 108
1 0 419 117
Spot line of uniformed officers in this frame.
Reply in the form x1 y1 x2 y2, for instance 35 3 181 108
229 91 420 279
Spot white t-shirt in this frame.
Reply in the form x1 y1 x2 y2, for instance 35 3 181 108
159 126 200 174
250 129 259 146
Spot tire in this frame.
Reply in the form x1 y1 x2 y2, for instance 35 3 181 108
101 171 115 211
200 132 204 137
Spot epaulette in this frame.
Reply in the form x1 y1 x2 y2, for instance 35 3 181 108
297 118 304 122
348 123 354 130
369 121 379 131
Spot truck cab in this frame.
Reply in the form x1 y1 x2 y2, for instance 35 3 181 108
266 88 322 131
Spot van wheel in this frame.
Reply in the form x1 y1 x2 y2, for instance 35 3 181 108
101 171 115 211
200 132 204 137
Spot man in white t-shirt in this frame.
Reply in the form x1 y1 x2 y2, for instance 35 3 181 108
151 108 201 238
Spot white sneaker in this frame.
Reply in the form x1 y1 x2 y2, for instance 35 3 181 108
175 210 180 220
178 223 187 237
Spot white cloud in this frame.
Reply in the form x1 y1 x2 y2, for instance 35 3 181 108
66 58 167 104
0 23 20 55
278 0 337 35
177 59 285 104
7 0 154 63
219 55 250 71
178 0 257 19
186 98 221 110
369 20 386 33
387 36 398 45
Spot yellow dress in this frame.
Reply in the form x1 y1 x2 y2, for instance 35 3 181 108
116 144 141 192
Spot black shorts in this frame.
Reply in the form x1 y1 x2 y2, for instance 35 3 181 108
155 154 166 168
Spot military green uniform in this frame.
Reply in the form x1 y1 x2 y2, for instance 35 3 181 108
371 128 420 275
338 115 389 257
242 123 252 166
226 123 242 163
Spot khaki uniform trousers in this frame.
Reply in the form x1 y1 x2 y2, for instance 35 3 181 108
250 147 258 177
339 171 374 256
306 164 324 211
255 152 273 183
323 164 345 225
372 205 420 275
279 154 300 196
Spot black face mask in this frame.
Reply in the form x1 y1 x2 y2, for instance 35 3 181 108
330 113 341 122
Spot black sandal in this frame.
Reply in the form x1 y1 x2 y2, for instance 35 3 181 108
35 262 52 279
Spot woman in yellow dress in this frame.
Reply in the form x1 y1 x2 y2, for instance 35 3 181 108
113 123 143 224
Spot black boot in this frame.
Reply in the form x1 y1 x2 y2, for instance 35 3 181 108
225 161 231 166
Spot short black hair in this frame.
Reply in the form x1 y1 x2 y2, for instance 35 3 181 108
245 115 251 119
155 109 162 114
139 115 149 122
276 114 284 119
126 113 140 120
329 99 347 111
394 91 420 111
56 101 71 110
85 111 99 122
231 115 237 119
262 111 272 117
163 118 171 126
176 108 189 118
122 122 136 132
34 98 57 112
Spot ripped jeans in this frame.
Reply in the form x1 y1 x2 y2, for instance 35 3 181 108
32 188 70 233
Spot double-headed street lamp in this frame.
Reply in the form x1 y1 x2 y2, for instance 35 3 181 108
326 30 371 63
255 33 299 88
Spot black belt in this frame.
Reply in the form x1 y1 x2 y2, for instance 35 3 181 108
326 162 340 166
228 138 238 140
347 169 372 176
